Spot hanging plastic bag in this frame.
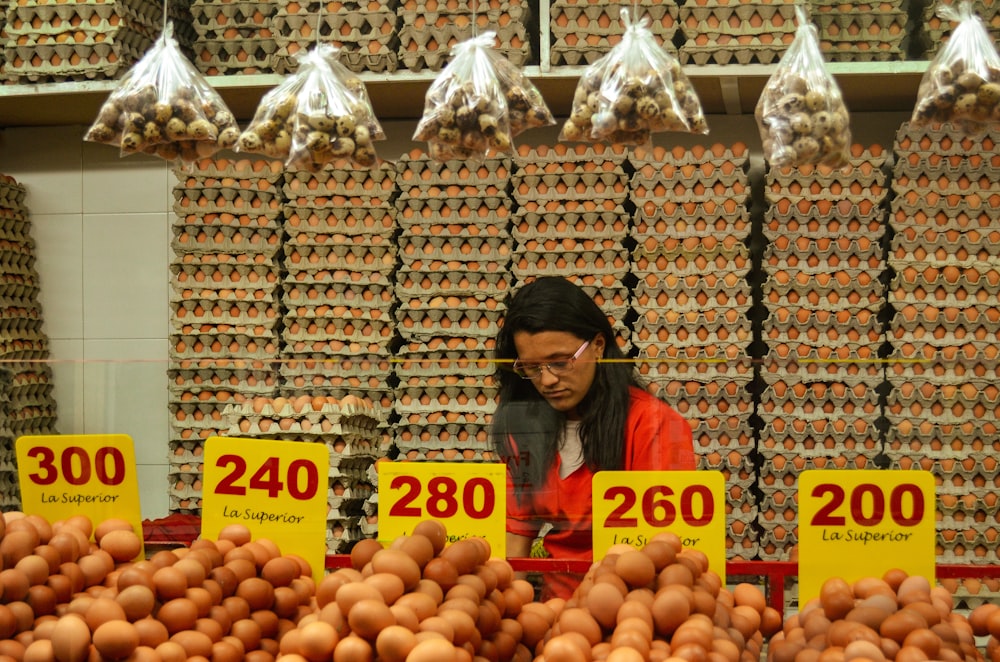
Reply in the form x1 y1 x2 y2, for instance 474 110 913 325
414 32 554 162
237 43 385 171
560 9 707 147
911 1 1000 134
755 5 851 168
84 23 240 164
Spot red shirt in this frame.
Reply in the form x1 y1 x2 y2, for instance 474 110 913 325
505 386 696 599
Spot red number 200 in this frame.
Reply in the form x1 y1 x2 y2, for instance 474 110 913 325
810 483 924 527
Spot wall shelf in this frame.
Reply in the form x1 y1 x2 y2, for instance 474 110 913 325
0 61 929 128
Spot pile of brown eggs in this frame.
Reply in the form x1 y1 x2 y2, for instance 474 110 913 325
768 570 983 662
0 511 784 662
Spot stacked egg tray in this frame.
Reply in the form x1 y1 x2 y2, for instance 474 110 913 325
511 144 632 352
916 0 1000 58
281 164 398 415
0 0 186 83
397 0 531 72
189 0 278 75
273 0 399 74
0 175 58 443
549 0 679 66
221 394 387 552
758 147 891 561
678 0 798 65
393 150 510 460
0 367 17 511
628 144 756 559
168 158 285 514
887 122 1000 566
810 0 908 62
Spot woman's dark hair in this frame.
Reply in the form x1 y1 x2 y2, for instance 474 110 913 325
490 276 640 502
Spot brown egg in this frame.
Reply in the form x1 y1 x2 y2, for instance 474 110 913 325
93 620 139 659
615 550 657 589
157 598 199 634
371 550 421 591
652 586 692 637
99 530 142 563
349 599 395 640
49 615 91 662
116 584 155 622
85 597 127 631
261 557 299 588
22 639 54 662
170 629 214 658
365 573 405 605
217 525 253 547
406 637 457 662
297 620 339 660
333 633 373 662
153 566 188 602
134 616 169 648
155 641 187 662
350 539 384 571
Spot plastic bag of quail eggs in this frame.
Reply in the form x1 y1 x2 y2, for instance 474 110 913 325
755 5 851 168
911 0 1000 135
237 43 385 171
84 23 240 165
560 8 708 148
414 31 554 162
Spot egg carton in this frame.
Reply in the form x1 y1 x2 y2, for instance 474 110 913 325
632 145 749 173
885 358 1000 386
636 353 754 384
893 178 1000 202
887 393 1000 424
396 268 509 299
394 349 495 380
170 262 280 293
551 0 677 32
172 253 278 273
396 207 511 233
397 179 510 205
765 303 881 332
284 189 394 215
760 400 880 430
395 309 501 341
398 24 529 72
633 245 751 278
670 401 755 433
190 40 280 76
282 278 395 310
272 9 398 72
890 317 1000 344
173 184 283 211
761 377 880 409
283 159 394 191
883 402 997 432
285 273 393 299
513 174 629 204
284 205 395 237
513 211 629 243
895 120 1000 155
279 353 392 379
170 226 283 258
762 272 885 301
764 324 885 353
395 193 511 217
283 317 393 343
678 41 791 65
170 332 280 360
279 377 394 407
631 174 750 207
171 301 280 330
888 327 1000 352
286 223 398 250
550 42 675 67
633 284 752 316
396 150 511 185
698 449 755 485
763 253 886 281
167 438 204 464
514 154 626 180
633 321 752 352
282 243 397 276
398 235 511 265
513 249 629 278
514 143 630 168
759 431 881 459
757 491 798 531
394 422 491 449
891 194 1000 225
896 149 1000 175
326 521 365 554
633 270 752 304
893 220 1000 247
890 252 1000 277
768 149 889 183
759 355 884 386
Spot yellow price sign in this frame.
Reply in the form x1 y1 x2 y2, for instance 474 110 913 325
201 437 328 580
592 471 726 579
377 462 506 557
799 470 936 604
16 434 144 552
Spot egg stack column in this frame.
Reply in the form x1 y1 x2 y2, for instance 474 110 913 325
167 158 285 515
629 144 756 560
886 123 1000 570
273 0 400 74
392 150 511 462
190 0 278 76
548 0 680 66
279 165 398 415
677 0 797 66
0 175 60 509
758 147 889 560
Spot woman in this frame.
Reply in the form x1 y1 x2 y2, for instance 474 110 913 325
491 277 696 599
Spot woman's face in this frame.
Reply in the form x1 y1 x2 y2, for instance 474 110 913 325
512 330 605 420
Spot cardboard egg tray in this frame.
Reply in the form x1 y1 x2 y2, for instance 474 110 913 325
688 417 754 455
513 248 628 278
550 0 678 65
514 173 629 203
764 320 884 351
173 188 284 221
634 317 752 350
170 225 283 259
895 151 1000 181
394 338 494 372
631 172 750 205
887 382 1000 418
633 275 750 310
891 185 1000 218
515 154 626 179
170 330 280 361
326 519 365 554
397 150 510 184
916 0 1000 57
514 205 630 242
170 262 280 298
396 200 512 230
395 388 495 426
398 20 529 71
394 424 492 456
283 317 393 345
679 38 791 65
282 240 397 277
398 176 508 202
398 235 511 267
890 310 1000 341
1 0 175 82
515 143 629 168
395 307 502 341
283 280 394 315
396 267 509 299
171 300 280 333
633 242 751 280
895 121 1000 155
885 354 1000 385
762 272 885 308
285 167 396 202
273 7 398 74
637 352 754 387
191 36 276 70
284 207 397 239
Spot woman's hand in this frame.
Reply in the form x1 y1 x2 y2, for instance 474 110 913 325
506 532 535 580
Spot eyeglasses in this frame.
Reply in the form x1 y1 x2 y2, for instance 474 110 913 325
512 340 591 381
